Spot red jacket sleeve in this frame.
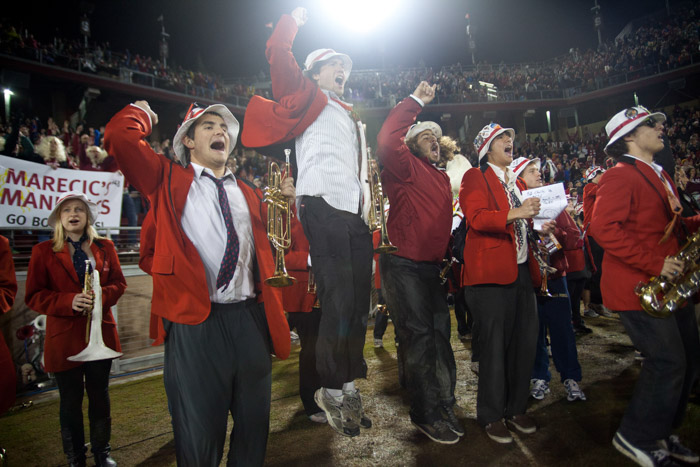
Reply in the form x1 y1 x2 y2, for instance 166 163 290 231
25 244 78 317
459 168 510 234
377 97 423 182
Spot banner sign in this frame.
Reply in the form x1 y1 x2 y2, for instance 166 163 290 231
0 155 124 229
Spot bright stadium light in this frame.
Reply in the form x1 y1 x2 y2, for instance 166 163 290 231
319 0 401 34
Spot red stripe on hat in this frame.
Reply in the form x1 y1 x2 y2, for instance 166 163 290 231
312 49 336 65
478 126 503 155
608 112 650 140
513 159 532 174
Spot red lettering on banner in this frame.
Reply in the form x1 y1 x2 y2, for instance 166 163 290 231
23 191 37 209
101 199 111 215
57 178 67 192
89 181 101 196
69 179 81 191
43 175 55 192
0 188 22 206
6 169 26 186
27 173 41 189
39 194 54 210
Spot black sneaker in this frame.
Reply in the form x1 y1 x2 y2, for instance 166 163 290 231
613 431 680 466
660 435 699 464
440 405 465 437
412 419 460 445
573 323 593 334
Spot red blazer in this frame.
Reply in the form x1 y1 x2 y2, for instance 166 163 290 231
282 207 316 314
0 235 17 415
459 166 541 286
105 105 290 360
241 14 327 148
25 239 125 373
590 156 700 311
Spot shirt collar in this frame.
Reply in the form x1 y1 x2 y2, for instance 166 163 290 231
191 162 235 181
624 154 664 178
487 162 516 186
322 89 353 108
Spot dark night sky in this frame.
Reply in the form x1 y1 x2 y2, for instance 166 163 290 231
8 0 673 79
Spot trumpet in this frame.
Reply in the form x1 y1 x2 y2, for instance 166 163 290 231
264 149 296 287
439 257 456 285
68 263 123 362
527 230 557 297
367 151 398 254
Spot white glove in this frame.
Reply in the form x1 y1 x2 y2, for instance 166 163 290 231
291 7 307 27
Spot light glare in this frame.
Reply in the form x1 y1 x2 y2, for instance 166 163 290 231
320 0 400 34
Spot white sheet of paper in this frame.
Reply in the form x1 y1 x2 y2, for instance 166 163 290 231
521 183 567 229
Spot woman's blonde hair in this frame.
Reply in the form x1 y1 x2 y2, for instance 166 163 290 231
51 200 104 252
35 136 67 163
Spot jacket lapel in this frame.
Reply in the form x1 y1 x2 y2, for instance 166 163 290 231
91 241 105 277
56 244 80 285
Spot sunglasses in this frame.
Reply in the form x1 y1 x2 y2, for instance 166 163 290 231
641 118 659 128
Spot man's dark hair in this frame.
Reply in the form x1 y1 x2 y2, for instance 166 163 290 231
605 137 629 160
302 61 324 81
182 111 223 166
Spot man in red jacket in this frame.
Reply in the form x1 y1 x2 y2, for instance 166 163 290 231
376 81 460 444
105 101 292 466
590 105 700 467
459 123 554 444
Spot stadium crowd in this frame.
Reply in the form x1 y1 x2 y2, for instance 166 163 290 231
1 5 698 106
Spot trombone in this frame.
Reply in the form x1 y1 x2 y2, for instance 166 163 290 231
263 149 296 287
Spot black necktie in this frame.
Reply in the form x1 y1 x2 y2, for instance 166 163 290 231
201 171 240 289
67 234 91 285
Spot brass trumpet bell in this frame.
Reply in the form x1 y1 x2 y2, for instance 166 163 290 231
264 154 296 288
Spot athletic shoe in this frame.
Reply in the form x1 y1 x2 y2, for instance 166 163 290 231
613 431 680 467
343 390 372 429
373 338 383 348
314 389 360 437
583 308 599 318
660 435 699 463
564 379 586 401
412 419 460 444
598 306 615 317
440 404 465 437
458 332 472 341
484 420 513 444
308 412 327 423
290 331 300 344
506 414 537 434
530 379 550 400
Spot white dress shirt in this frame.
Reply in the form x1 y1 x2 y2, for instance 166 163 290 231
180 163 255 303
295 90 364 216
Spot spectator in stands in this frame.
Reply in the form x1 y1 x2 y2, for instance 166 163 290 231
25 192 126 467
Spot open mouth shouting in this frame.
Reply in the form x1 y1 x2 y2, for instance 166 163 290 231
504 145 513 158
335 74 345 86
430 141 439 158
210 139 226 153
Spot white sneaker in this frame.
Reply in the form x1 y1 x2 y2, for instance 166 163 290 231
583 308 599 318
373 339 383 348
598 306 615 317
309 412 327 423
613 431 675 467
530 378 550 400
564 379 586 401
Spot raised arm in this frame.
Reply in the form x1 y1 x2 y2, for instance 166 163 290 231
377 82 436 181
267 8 310 100
104 101 166 196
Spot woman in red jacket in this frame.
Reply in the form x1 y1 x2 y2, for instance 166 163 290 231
25 192 126 467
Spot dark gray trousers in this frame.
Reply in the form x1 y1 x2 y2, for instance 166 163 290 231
299 196 373 389
163 299 272 467
381 253 457 423
465 263 539 426
618 304 700 449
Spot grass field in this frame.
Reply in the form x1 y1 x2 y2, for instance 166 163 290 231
1 312 699 466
